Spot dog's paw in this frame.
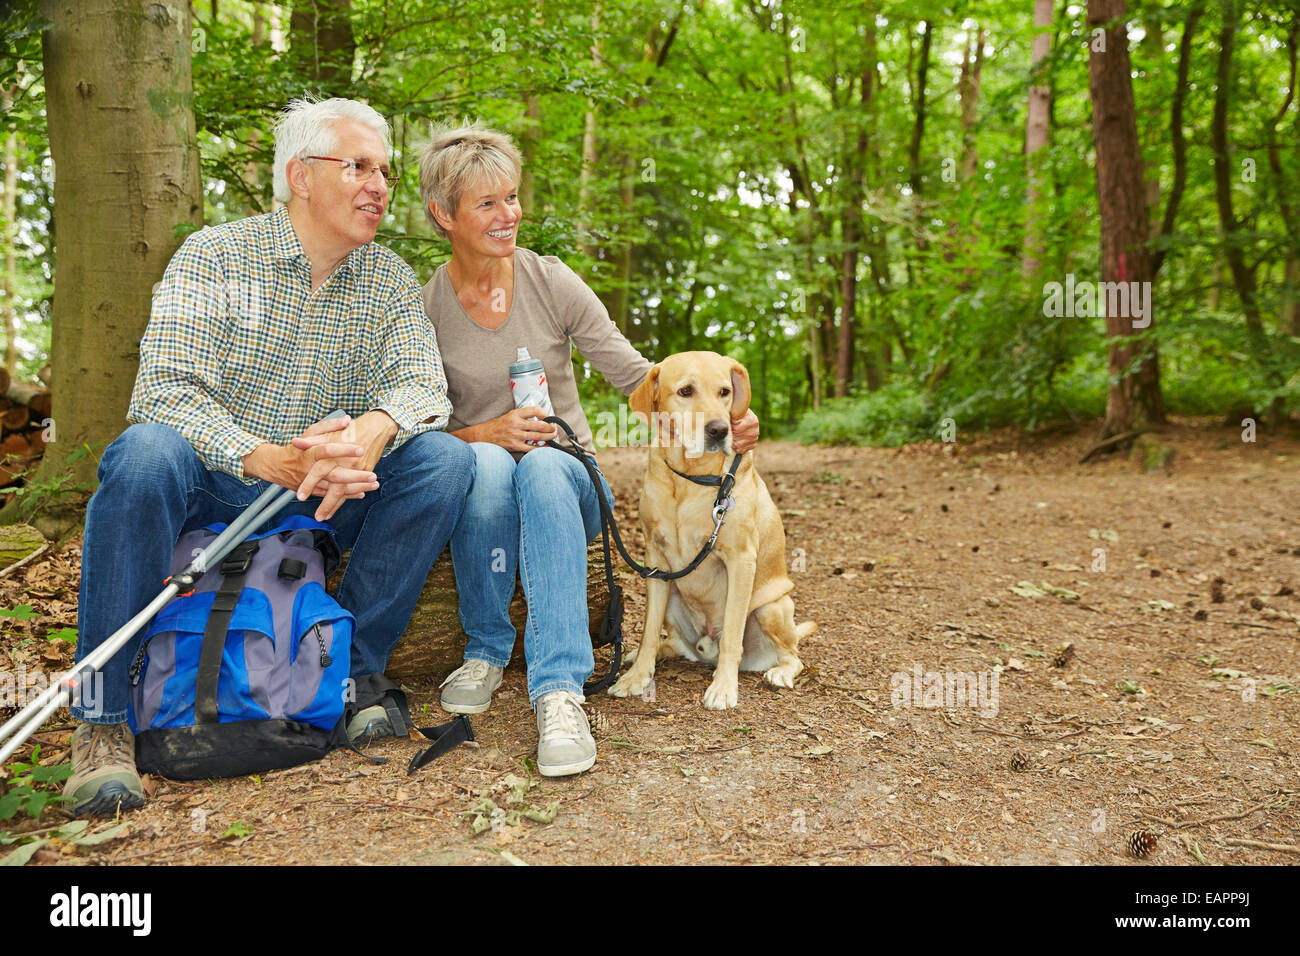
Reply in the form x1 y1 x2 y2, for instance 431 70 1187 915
763 660 803 689
701 678 739 710
609 671 654 699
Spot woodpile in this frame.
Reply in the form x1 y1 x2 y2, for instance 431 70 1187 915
0 368 53 488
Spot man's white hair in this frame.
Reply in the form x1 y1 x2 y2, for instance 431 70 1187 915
272 96 392 203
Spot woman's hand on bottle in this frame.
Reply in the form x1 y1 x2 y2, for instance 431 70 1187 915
478 406 559 452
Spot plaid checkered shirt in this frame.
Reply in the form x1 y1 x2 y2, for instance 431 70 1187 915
128 207 451 481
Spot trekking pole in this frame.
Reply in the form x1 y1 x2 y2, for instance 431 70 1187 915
0 412 348 766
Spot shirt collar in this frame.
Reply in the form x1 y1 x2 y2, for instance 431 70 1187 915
271 206 363 278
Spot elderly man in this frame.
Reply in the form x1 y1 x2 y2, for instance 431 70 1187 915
64 97 473 814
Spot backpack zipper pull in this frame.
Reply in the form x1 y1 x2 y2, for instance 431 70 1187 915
129 639 151 686
313 624 332 668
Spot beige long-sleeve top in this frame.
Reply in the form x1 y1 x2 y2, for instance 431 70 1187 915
422 247 651 456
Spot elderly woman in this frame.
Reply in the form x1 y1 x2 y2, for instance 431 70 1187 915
417 123 757 776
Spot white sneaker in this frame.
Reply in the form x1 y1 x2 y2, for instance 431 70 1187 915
439 659 504 714
535 690 596 777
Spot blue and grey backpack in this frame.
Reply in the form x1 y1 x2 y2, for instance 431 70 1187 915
127 517 355 780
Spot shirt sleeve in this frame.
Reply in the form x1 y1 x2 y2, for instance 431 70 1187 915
128 232 266 480
548 259 652 395
368 261 452 451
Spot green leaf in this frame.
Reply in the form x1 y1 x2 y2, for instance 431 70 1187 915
28 762 73 784
46 628 78 643
22 789 49 818
520 799 560 824
0 838 47 866
220 820 253 839
51 820 89 841
0 605 38 619
67 821 128 846
1208 668 1248 680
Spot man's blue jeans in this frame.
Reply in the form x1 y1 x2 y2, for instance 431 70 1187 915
450 444 613 705
72 423 474 724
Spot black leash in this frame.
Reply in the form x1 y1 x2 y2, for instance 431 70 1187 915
542 416 742 695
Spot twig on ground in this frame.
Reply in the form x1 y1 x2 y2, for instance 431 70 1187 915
1222 838 1300 855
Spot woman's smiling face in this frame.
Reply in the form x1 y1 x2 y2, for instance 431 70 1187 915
437 177 521 259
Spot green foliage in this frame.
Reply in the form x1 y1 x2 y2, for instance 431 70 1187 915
6 0 1300 446
0 746 73 823
793 382 940 447
220 820 253 839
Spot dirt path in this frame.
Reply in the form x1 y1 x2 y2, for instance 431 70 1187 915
3 418 1298 865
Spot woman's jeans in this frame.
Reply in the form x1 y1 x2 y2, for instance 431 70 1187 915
450 443 614 705
72 422 475 724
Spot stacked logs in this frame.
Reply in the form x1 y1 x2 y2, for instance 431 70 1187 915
0 368 53 488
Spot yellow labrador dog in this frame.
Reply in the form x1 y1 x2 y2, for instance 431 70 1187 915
609 351 816 710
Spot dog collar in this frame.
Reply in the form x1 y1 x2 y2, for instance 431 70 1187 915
667 454 743 502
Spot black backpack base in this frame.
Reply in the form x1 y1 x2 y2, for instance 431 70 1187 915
135 718 342 781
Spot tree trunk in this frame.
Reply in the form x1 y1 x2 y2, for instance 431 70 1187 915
958 26 985 180
518 1 544 217
1151 3 1202 278
578 4 602 262
1087 0 1165 443
2 85 17 377
16 0 204 530
908 20 932 253
289 0 355 94
597 9 683 339
1022 0 1054 278
1211 1 1268 366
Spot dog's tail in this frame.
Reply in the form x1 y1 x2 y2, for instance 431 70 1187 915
796 621 817 643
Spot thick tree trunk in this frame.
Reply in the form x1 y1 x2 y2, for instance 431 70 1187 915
1022 0 1054 278
15 1 203 531
1087 0 1165 443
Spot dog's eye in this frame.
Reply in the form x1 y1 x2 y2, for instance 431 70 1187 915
677 385 694 397
720 387 731 398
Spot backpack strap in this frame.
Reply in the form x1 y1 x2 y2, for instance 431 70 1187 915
342 673 473 773
195 539 260 725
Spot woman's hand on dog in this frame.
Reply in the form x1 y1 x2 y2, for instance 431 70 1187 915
731 409 760 455
461 406 559 453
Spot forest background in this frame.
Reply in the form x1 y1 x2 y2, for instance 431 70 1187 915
0 0 1297 516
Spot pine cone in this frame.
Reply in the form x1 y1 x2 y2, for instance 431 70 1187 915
1008 751 1031 772
1052 642 1075 668
584 705 610 735
1127 830 1158 858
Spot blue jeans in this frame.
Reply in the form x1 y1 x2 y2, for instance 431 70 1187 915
450 443 613 705
72 422 474 724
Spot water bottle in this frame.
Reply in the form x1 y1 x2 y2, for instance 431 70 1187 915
508 347 553 446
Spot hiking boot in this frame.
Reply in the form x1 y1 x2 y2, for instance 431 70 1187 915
439 659 504 715
346 705 396 745
535 690 596 777
63 722 146 816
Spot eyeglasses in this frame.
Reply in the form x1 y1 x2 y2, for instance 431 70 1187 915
303 156 399 189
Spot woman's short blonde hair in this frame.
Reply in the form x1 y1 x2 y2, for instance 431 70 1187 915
417 121 523 238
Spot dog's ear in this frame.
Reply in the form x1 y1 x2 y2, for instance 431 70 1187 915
629 364 660 425
728 359 752 419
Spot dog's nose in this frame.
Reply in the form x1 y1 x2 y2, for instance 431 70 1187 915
705 419 730 442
